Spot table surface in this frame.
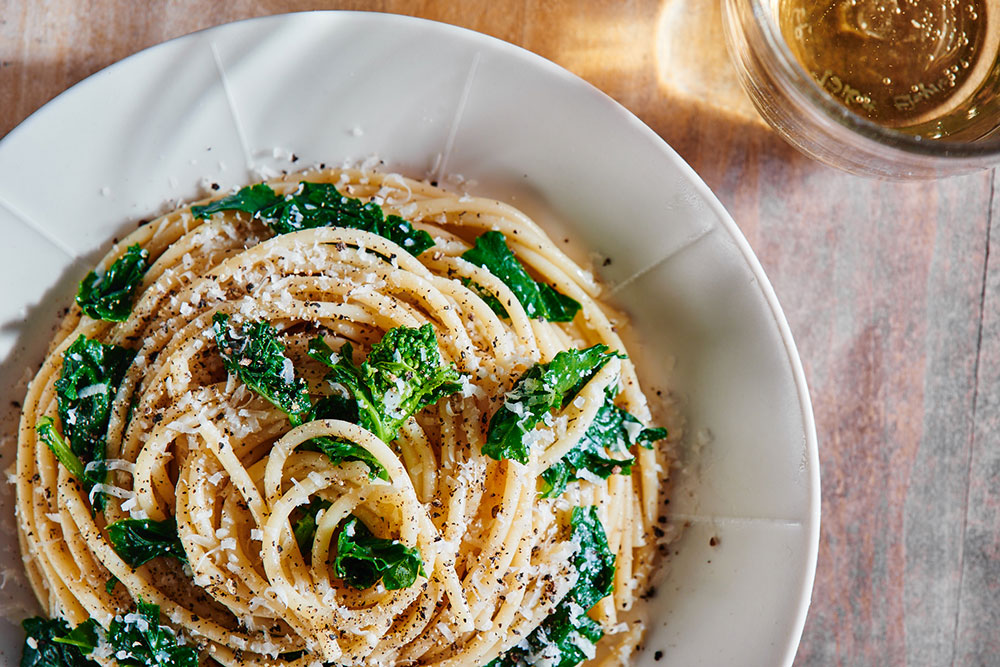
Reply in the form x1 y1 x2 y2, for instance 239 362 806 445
3 1 998 665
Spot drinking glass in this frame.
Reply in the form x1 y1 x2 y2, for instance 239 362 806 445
722 0 1000 178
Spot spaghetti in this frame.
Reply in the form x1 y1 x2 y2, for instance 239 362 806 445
15 168 675 666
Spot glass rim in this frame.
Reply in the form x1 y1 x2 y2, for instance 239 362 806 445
748 0 1000 160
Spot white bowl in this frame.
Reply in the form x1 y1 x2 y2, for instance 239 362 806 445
0 12 819 666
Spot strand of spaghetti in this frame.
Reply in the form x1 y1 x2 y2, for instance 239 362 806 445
536 358 622 468
198 421 267 524
263 420 474 629
56 459 267 653
464 459 535 624
398 417 438 502
427 254 542 359
408 198 601 297
177 456 289 623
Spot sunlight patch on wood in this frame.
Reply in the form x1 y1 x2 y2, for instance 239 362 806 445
655 0 768 126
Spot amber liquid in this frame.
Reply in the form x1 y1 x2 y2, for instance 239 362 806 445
777 0 1000 139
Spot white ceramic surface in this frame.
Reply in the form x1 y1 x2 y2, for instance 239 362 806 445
0 11 819 666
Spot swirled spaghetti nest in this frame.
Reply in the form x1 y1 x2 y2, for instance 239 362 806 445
16 168 678 666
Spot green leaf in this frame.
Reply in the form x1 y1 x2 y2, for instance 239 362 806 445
309 339 377 434
305 393 359 424
334 516 425 590
461 231 581 322
212 313 312 418
192 181 435 255
542 403 635 498
540 394 667 498
486 603 604 667
105 599 198 667
298 374 387 480
51 620 99 653
292 498 332 560
302 435 388 481
637 426 668 449
55 336 136 462
568 507 615 610
536 283 583 323
487 507 615 667
191 183 283 219
76 244 149 322
20 617 98 667
462 278 508 317
212 317 389 479
106 517 187 568
540 399 637 497
52 335 136 511
309 324 463 444
21 601 197 667
483 345 620 464
538 461 574 500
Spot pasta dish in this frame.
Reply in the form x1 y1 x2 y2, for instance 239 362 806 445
15 168 675 666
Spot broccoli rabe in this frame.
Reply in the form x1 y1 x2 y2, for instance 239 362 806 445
334 515 425 590
213 314 387 478
105 517 187 568
486 507 615 667
38 335 136 512
308 323 463 444
76 244 149 322
541 390 668 498
461 231 580 322
192 181 435 255
483 345 621 464
20 600 197 667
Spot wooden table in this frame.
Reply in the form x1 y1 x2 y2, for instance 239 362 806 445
3 1 997 665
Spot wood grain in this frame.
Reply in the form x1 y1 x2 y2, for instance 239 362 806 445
2 1 998 665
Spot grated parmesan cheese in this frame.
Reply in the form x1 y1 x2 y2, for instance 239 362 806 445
77 383 108 400
89 483 133 505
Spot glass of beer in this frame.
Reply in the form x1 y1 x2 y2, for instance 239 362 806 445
723 0 1000 178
